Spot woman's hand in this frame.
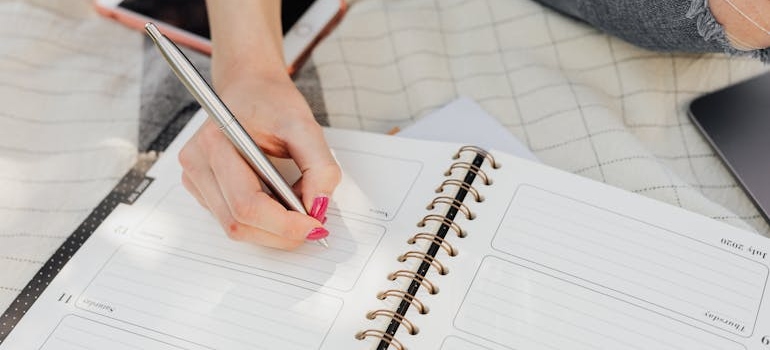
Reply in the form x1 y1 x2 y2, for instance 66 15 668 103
184 0 340 250
179 66 341 250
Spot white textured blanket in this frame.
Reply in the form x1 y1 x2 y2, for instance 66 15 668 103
312 0 770 234
0 0 141 313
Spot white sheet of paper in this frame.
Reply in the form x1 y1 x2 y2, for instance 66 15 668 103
397 97 538 162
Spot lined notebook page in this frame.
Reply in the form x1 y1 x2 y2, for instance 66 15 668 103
0 0 141 312
494 185 766 336
3 108 769 349
132 185 389 291
454 257 744 350
402 149 770 350
0 109 479 349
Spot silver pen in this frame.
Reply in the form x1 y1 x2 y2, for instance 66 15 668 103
145 23 329 248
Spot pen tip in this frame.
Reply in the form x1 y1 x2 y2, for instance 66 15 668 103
318 238 330 249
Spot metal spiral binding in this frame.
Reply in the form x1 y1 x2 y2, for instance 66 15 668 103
407 232 457 257
427 196 475 220
418 214 465 238
366 310 419 335
444 162 492 185
453 145 500 169
436 179 484 202
387 270 439 294
356 145 498 350
397 251 448 275
355 330 405 350
377 289 429 314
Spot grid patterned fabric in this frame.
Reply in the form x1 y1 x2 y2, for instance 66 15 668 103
312 0 770 236
0 0 141 315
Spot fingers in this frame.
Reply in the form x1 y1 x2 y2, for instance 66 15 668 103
204 125 324 239
181 172 208 210
177 75 341 250
209 76 341 216
179 121 327 249
281 120 342 212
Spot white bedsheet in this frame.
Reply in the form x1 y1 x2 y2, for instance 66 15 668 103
313 0 770 234
0 0 141 313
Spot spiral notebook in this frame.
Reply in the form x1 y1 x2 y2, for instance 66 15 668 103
2 106 770 350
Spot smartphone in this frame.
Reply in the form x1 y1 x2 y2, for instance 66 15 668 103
688 72 770 223
94 0 346 74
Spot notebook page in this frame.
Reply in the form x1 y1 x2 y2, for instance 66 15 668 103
0 110 481 349
0 0 141 312
403 150 770 350
397 97 538 162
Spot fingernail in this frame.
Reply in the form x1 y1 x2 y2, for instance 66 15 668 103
306 227 329 240
309 195 330 221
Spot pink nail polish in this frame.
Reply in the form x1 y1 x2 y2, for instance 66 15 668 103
309 195 330 221
306 227 329 240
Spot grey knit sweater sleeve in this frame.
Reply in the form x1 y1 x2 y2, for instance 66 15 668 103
536 0 770 62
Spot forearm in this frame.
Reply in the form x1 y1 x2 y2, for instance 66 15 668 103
205 0 287 89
